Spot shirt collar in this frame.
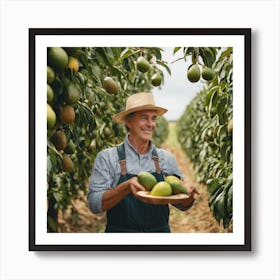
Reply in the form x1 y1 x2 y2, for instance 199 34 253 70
124 133 154 155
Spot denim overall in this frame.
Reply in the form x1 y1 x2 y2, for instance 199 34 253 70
105 143 170 233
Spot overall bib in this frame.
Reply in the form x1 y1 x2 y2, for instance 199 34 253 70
105 143 170 233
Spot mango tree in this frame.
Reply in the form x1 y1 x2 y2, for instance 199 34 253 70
47 47 170 232
176 47 233 228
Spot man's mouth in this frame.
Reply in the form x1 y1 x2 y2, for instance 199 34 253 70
142 129 153 133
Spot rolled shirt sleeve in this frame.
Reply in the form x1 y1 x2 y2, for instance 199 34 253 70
87 150 116 214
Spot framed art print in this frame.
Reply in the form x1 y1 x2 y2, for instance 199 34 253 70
29 28 251 251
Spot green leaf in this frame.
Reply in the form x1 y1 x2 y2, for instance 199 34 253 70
99 123 106 135
47 156 52 176
209 186 223 207
226 184 233 214
213 191 226 223
150 48 163 60
205 86 219 106
217 97 228 115
217 125 228 142
218 111 228 125
120 48 140 62
220 143 228 161
207 178 221 195
202 49 216 67
156 60 171 75
208 90 218 115
184 47 194 56
47 216 58 232
173 47 181 54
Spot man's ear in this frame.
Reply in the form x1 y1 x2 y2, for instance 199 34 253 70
125 119 131 130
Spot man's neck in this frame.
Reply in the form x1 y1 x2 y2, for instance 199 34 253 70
128 134 150 154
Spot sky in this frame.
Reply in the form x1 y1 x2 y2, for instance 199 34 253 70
152 47 205 121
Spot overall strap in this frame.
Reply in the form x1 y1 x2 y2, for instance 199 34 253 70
117 143 162 175
152 146 161 174
117 143 126 175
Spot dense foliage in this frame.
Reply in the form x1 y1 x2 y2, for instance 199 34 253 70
46 46 234 231
152 116 169 147
47 47 170 231
177 47 233 228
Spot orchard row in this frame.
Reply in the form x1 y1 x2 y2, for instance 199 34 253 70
46 47 169 232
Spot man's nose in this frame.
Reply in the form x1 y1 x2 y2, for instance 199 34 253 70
147 119 155 126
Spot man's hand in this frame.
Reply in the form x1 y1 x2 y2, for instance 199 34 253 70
101 176 145 211
127 177 146 196
179 185 199 208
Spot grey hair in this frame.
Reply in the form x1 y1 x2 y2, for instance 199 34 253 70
125 112 135 131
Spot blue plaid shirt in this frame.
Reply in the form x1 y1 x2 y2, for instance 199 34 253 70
88 134 184 214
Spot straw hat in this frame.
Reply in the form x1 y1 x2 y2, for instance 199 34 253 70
113 92 168 123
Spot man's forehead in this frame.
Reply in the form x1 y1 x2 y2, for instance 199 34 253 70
135 110 157 117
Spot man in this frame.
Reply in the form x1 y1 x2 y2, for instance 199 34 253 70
88 92 198 232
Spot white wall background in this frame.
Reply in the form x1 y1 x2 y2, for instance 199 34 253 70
0 0 279 280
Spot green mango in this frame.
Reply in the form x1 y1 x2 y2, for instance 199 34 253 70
65 82 81 104
47 47 69 72
187 64 201 83
202 66 215 81
137 171 157 191
47 66 55 84
47 103 56 129
136 56 150 73
103 77 118 94
151 72 162 86
165 175 180 184
150 181 172 196
47 84 54 103
169 181 188 195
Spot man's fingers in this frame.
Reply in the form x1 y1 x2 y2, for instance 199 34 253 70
135 183 145 191
193 188 200 195
188 186 199 195
130 186 137 196
133 178 146 191
130 183 145 196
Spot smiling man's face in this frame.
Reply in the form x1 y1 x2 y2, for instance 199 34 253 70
125 110 157 144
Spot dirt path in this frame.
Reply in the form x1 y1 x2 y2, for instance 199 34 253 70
58 123 231 233
161 123 230 233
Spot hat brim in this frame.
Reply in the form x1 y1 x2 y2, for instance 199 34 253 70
113 105 168 123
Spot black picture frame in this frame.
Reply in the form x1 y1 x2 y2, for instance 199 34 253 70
29 28 251 251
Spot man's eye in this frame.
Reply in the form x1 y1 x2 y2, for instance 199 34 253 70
140 116 157 121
